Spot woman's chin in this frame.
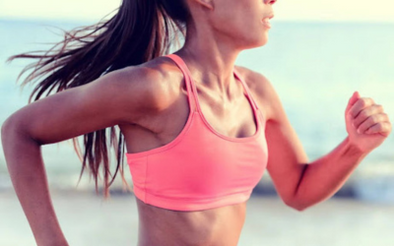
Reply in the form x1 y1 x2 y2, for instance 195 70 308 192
254 37 269 48
240 35 269 50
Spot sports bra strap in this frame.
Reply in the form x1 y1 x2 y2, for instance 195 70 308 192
165 54 260 113
233 68 260 111
165 54 198 112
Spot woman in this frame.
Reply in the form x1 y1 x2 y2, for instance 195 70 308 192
1 0 392 245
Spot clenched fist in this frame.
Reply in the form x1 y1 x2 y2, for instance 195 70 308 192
345 91 392 153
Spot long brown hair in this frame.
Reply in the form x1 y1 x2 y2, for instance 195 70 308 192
5 0 191 197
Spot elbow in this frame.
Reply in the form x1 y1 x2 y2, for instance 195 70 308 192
1 115 19 139
290 204 308 212
1 116 18 152
1 115 33 145
284 197 309 212
1 117 13 139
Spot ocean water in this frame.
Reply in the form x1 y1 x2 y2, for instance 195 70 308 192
1 19 393 197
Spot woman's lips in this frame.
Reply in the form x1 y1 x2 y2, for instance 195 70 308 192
262 18 271 29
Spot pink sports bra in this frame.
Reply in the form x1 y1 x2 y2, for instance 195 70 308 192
125 54 268 211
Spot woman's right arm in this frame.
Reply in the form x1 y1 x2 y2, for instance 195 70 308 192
1 66 165 246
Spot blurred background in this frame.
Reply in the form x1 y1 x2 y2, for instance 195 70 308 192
1 0 394 245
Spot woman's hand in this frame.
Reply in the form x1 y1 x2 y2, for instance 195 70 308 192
345 91 392 153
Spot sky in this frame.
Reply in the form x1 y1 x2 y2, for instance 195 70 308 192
0 0 393 23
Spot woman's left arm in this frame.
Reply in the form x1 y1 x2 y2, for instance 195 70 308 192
250 71 392 211
291 91 391 211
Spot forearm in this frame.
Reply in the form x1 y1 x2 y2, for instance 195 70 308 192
1 123 68 246
292 136 369 210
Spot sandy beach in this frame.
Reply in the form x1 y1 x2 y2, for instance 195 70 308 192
1 189 393 246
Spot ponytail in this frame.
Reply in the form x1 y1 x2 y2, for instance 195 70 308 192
5 0 191 197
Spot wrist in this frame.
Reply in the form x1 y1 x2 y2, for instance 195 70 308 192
344 136 370 157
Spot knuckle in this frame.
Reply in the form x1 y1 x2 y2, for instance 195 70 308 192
363 119 372 127
368 125 376 133
351 110 357 117
360 110 368 118
369 115 377 123
349 108 356 117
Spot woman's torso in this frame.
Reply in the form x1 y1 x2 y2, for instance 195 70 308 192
118 54 268 246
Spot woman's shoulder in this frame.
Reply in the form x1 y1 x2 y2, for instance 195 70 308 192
234 65 277 120
120 56 183 111
235 66 273 100
234 65 272 94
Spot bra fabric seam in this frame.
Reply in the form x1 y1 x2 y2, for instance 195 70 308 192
144 188 251 200
197 113 262 143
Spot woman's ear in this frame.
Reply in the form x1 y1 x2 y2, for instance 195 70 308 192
192 0 214 10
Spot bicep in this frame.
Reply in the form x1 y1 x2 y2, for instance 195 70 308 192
3 67 162 145
258 74 309 203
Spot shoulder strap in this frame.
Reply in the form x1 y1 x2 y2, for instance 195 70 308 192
233 68 260 111
164 54 197 112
